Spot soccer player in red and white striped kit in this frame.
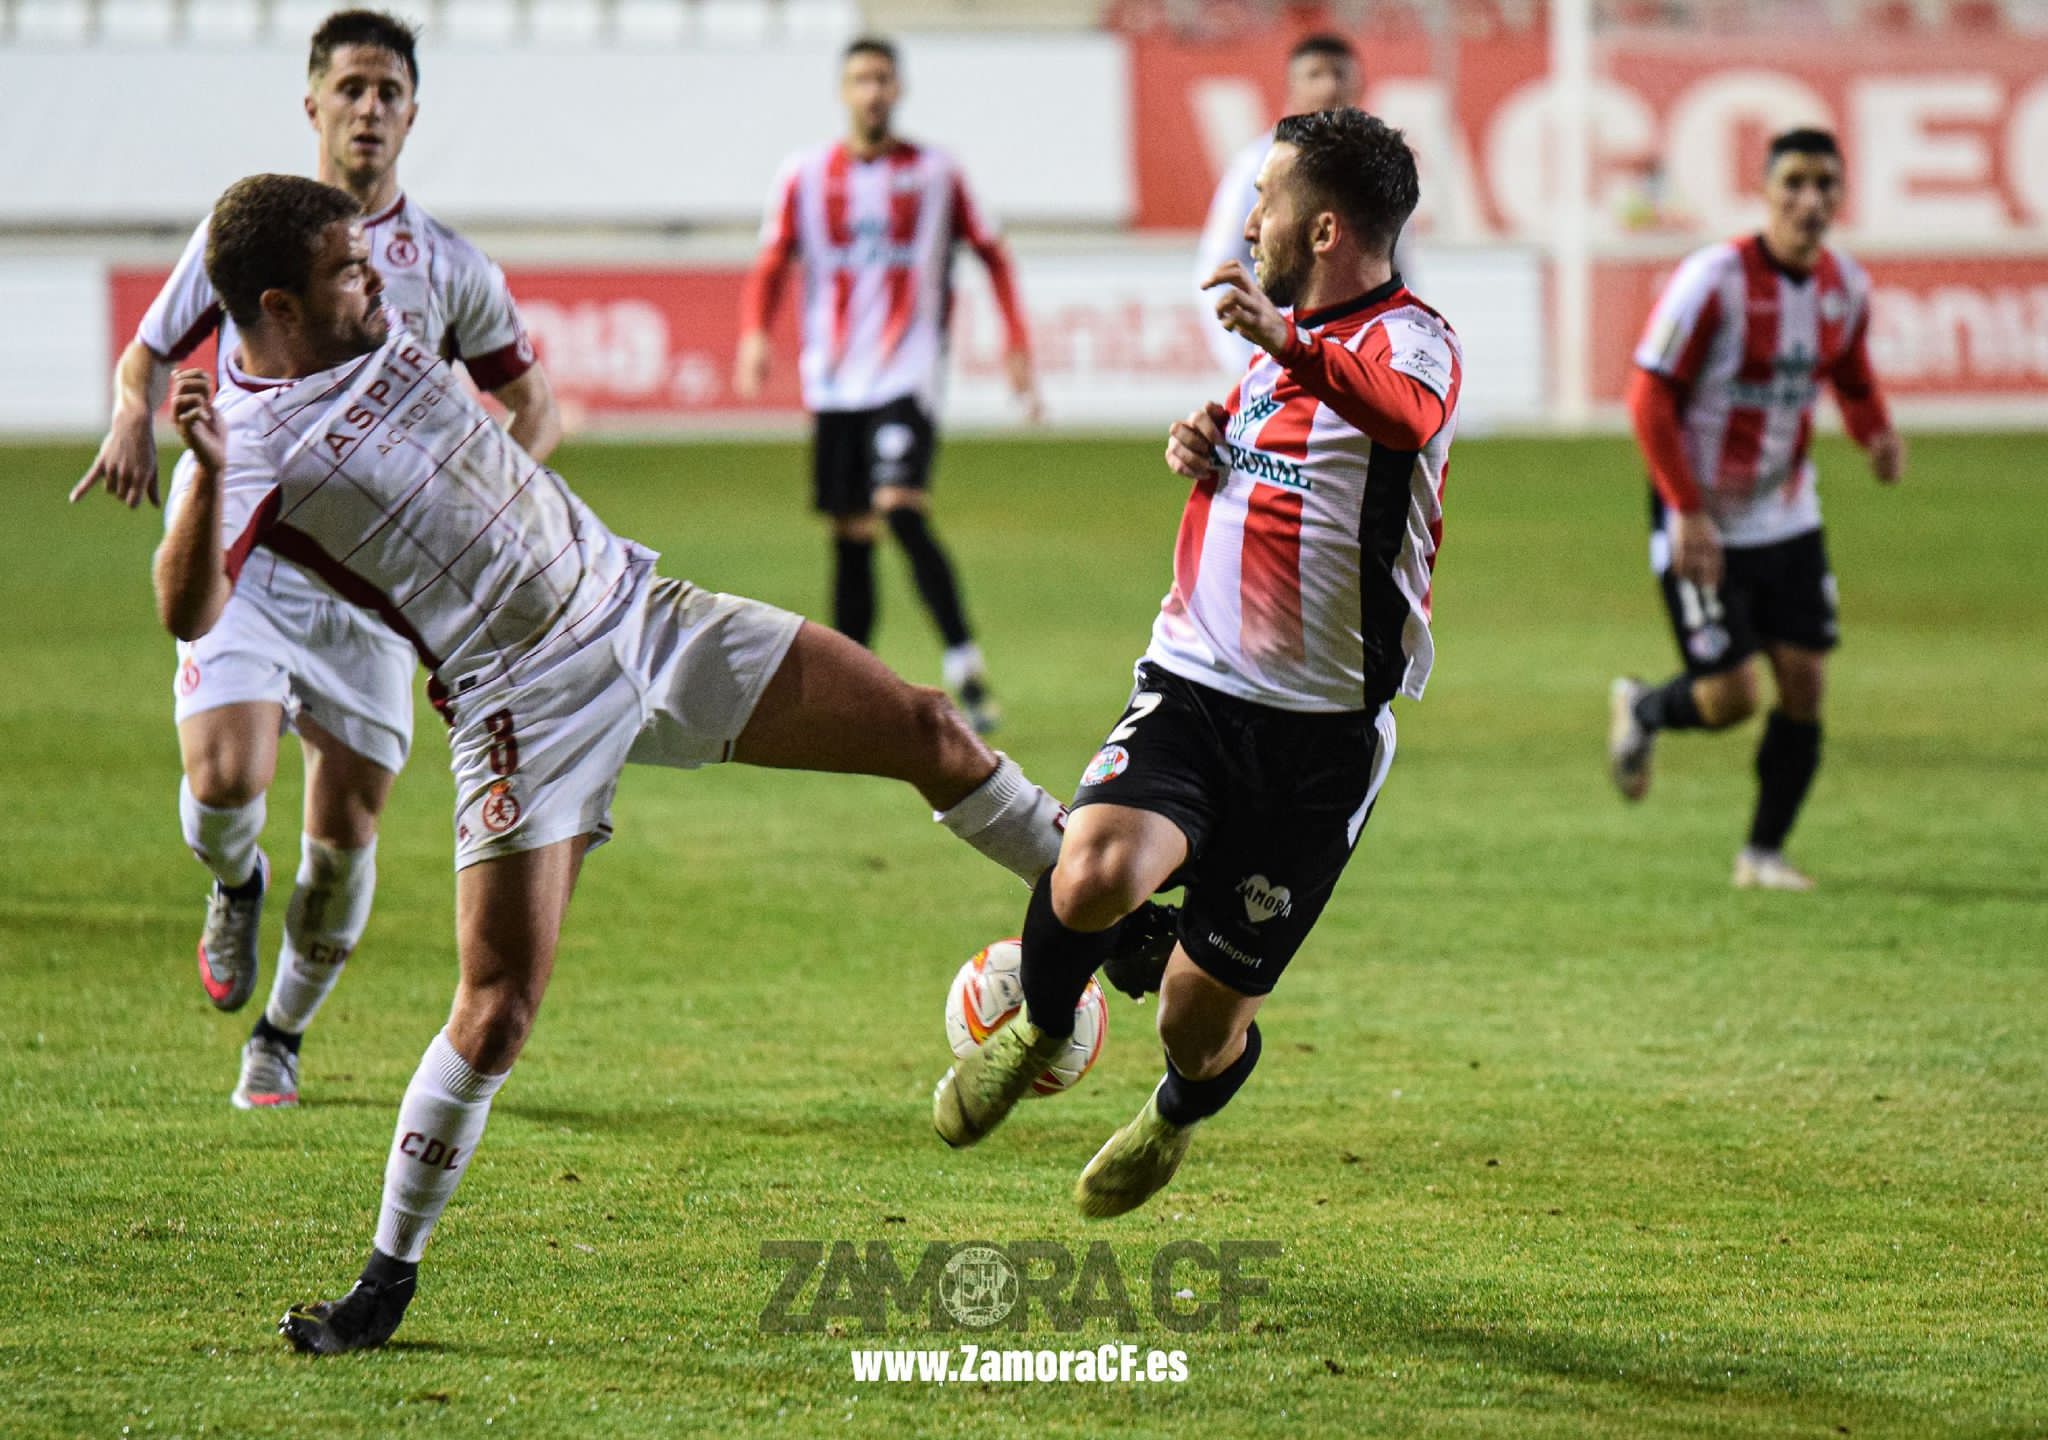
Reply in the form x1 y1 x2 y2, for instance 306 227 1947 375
1609 128 1905 891
733 35 1039 734
933 110 1461 1218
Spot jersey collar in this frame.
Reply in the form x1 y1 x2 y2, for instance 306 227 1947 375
1296 272 1407 330
362 193 407 228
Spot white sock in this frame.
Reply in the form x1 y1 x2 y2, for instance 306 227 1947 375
942 642 986 691
373 1030 509 1264
934 753 1064 884
179 777 265 888
263 835 376 1035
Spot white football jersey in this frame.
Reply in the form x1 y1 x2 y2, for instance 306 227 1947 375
208 329 654 719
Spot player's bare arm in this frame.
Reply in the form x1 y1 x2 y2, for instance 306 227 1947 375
490 364 563 462
154 371 232 640
72 341 171 508
1867 429 1906 484
732 331 772 400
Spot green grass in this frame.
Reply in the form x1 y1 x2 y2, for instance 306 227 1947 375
2 432 2044 1438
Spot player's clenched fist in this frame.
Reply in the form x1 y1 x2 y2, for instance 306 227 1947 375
1165 401 1231 481
1203 261 1290 356
171 369 226 478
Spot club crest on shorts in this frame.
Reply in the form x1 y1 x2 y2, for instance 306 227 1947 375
1080 744 1129 787
1687 624 1730 664
1237 873 1293 924
176 657 201 697
480 781 522 834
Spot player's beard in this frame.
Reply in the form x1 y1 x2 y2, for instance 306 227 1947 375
1253 221 1313 310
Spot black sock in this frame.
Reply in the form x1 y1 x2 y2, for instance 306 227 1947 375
1749 709 1821 852
252 1014 302 1054
1019 871 1121 1041
360 1247 418 1293
1633 673 1705 731
1157 1022 1263 1126
886 508 972 649
832 537 875 647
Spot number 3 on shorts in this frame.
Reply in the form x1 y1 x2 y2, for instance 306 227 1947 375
1107 691 1162 744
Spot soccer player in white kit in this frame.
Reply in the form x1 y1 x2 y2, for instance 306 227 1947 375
1194 35 1415 377
1607 129 1905 891
935 111 1461 1219
147 173 1161 1353
733 35 1041 734
70 11 561 1110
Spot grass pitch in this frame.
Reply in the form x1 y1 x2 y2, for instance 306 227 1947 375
2 432 2044 1438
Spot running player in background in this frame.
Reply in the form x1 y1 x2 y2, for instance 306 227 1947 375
143 174 1172 1353
934 110 1460 1219
1193 34 1415 377
1608 128 1904 891
69 10 561 1110
732 34 1041 735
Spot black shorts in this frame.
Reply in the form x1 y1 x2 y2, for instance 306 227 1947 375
1068 662 1395 997
1653 498 1838 676
812 397 936 516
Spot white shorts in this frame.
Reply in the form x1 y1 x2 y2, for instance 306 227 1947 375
448 576 804 870
173 559 416 774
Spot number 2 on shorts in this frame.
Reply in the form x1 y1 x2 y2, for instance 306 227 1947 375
1107 691 1162 744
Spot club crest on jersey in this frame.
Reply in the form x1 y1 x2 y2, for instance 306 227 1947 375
480 781 522 834
1237 874 1293 925
385 231 419 268
1080 745 1129 787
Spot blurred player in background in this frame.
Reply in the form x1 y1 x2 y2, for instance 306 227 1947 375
1195 33 1413 376
935 111 1461 1219
733 35 1040 735
1608 128 1904 891
70 10 561 1110
139 173 1158 1353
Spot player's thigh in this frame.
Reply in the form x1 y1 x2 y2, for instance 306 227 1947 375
1156 947 1268 1080
1067 665 1224 885
178 702 286 808
730 616 988 800
450 834 588 1073
296 711 399 851
1765 643 1828 722
1750 529 1840 662
287 603 415 783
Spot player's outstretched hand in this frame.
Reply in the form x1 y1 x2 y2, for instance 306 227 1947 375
1670 509 1724 591
69 412 159 509
1202 261 1289 356
171 369 226 478
1868 429 1906 485
1165 401 1231 481
733 332 771 401
1005 349 1045 426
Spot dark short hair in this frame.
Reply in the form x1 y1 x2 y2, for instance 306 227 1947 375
1289 32 1357 65
309 9 420 91
1272 108 1418 257
207 174 363 328
1767 127 1841 168
843 34 898 69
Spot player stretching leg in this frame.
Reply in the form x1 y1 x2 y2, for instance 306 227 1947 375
131 174 1164 1352
1607 128 1904 890
932 112 1461 1218
71 11 560 1107
733 35 1041 734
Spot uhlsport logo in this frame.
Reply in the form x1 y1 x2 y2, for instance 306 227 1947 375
1237 873 1292 924
1080 745 1129 787
939 1246 1018 1328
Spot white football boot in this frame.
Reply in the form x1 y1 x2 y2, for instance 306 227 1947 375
197 851 268 1011
232 1032 300 1110
1608 677 1655 801
1733 847 1816 892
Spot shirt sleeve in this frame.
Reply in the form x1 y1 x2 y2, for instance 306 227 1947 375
739 155 802 337
440 236 536 393
208 426 284 584
1274 311 1454 452
1627 368 1704 514
136 218 223 363
1828 310 1892 447
1633 248 1726 385
951 167 1029 355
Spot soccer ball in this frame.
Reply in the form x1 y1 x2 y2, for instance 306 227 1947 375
944 938 1106 1097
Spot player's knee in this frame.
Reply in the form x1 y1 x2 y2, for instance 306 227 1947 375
185 753 267 810
1157 1009 1242 1083
831 513 877 544
451 985 536 1073
1696 668 1759 729
1050 841 1149 932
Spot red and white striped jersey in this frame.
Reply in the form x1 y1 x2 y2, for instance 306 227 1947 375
740 138 1028 413
1633 235 1885 549
1147 278 1462 713
209 330 654 713
138 192 537 398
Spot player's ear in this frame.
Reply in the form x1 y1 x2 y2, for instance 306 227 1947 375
303 91 317 129
1311 209 1340 256
257 286 300 333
